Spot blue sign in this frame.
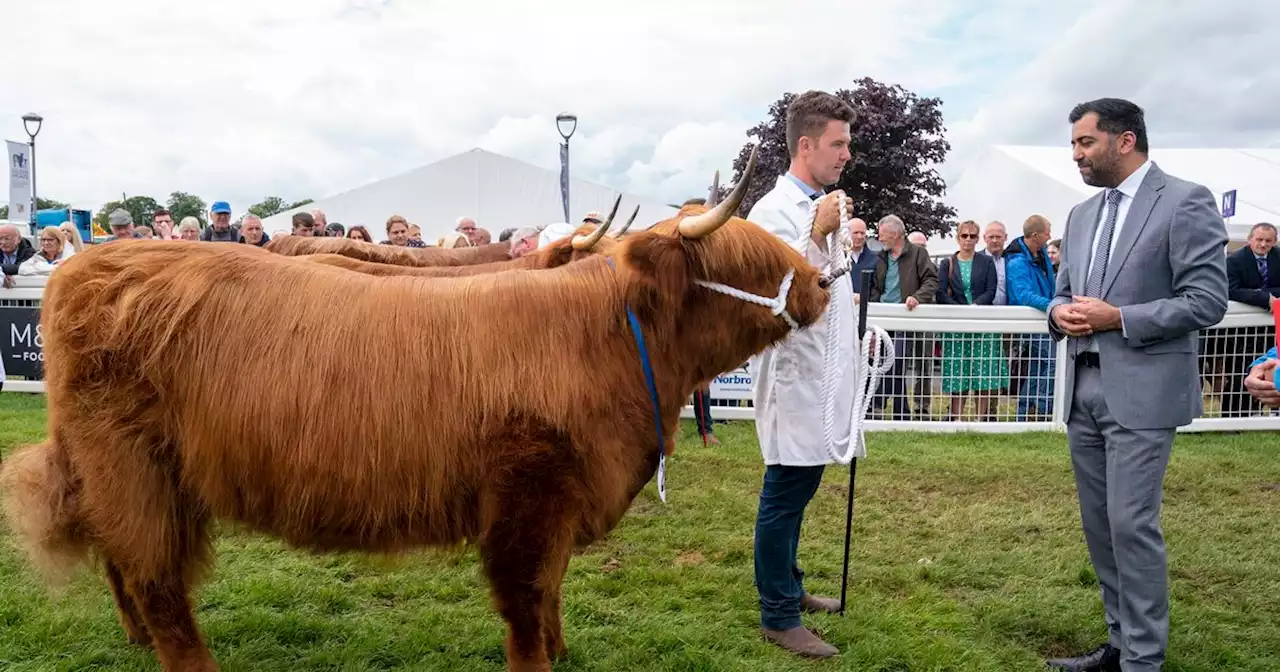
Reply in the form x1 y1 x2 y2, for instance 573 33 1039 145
34 208 93 244
1222 189 1237 218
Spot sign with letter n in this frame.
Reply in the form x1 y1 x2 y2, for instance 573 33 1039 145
1221 189 1237 218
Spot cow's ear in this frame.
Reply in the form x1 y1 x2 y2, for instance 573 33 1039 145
620 232 691 312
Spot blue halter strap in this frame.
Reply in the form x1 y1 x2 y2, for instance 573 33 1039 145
606 257 666 502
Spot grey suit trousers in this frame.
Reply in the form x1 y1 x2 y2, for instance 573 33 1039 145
1068 361 1174 672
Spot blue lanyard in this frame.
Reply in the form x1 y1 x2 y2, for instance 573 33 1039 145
606 257 667 502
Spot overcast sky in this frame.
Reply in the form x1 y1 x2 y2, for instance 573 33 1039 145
2 0 1276 219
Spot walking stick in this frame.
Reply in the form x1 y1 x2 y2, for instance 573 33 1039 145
839 268 875 615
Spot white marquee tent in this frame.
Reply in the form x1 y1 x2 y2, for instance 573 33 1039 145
261 148 680 243
942 145 1280 252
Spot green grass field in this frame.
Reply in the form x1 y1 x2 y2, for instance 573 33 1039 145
1 392 1277 671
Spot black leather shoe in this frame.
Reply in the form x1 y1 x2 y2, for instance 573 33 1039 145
1045 643 1120 671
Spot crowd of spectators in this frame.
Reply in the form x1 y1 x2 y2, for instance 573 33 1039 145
4 200 1275 419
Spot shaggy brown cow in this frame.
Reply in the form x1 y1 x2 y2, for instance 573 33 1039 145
299 201 621 278
1 147 831 672
266 233 514 266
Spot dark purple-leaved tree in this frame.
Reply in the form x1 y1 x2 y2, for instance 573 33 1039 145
728 77 957 237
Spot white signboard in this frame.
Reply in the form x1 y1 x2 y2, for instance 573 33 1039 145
7 140 31 222
709 363 754 400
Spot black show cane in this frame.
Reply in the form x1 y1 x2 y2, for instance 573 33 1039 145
839 268 875 615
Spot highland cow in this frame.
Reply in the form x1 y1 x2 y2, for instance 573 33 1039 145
299 202 621 278
2 147 835 672
266 233 514 266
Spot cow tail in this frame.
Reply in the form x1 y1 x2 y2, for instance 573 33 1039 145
0 436 92 586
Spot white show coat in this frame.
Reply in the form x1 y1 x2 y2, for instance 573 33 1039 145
747 175 861 467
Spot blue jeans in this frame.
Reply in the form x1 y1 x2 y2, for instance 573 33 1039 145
1017 334 1056 419
754 464 826 630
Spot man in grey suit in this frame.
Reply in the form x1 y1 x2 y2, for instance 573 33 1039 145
1045 98 1228 672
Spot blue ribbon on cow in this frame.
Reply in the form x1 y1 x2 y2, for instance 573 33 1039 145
606 257 666 502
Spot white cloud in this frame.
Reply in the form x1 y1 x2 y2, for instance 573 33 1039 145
942 0 1280 182
1 0 1275 226
623 121 751 202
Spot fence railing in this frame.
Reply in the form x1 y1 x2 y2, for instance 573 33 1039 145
697 302 1279 433
4 278 1278 433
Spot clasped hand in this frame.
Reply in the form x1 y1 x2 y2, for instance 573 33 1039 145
813 190 854 237
1051 296 1122 336
1245 359 1280 407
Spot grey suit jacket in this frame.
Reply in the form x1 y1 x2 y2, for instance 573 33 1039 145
1047 162 1228 430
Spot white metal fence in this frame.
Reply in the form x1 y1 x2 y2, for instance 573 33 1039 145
3 277 1277 433
697 302 1279 433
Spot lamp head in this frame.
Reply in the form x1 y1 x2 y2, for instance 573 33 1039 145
22 112 43 138
555 112 577 140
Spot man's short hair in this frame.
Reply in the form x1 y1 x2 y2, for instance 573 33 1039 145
1068 97 1148 154
153 208 171 219
1023 214 1050 237
682 197 706 207
292 212 315 228
877 214 905 235
786 90 856 157
1249 222 1276 237
498 227 516 242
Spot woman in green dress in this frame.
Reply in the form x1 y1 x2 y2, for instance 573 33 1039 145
936 220 1009 421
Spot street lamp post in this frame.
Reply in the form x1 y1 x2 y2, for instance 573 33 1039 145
556 112 577 224
22 113 43 234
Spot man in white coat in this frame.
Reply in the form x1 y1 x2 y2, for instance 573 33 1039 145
747 89 860 659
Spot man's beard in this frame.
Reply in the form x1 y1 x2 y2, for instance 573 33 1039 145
1079 147 1121 188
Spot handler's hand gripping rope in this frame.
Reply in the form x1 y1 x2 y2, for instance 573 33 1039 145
802 193 895 465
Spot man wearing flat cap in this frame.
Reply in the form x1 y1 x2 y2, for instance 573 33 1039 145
105 209 143 242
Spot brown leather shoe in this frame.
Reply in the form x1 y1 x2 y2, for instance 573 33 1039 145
801 593 841 614
762 626 838 658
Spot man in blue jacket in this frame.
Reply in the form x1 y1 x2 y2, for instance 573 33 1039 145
1004 214 1056 419
1246 347 1280 406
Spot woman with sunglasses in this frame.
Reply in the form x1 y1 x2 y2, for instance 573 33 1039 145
936 219 1007 421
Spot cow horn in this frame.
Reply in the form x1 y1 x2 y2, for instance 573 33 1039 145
679 144 757 239
613 204 640 237
706 170 721 207
572 194 621 250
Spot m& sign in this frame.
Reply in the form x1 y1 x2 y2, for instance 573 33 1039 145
1221 189 1237 218
1 307 44 380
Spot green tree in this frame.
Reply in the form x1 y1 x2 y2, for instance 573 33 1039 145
249 196 315 219
166 191 207 226
729 77 957 237
93 195 162 229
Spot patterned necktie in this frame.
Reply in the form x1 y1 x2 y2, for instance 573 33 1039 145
1075 188 1123 355
1258 256 1269 285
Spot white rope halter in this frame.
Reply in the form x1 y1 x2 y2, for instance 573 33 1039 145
803 192 896 464
694 270 800 330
